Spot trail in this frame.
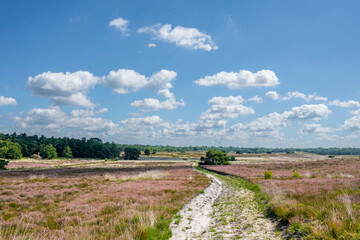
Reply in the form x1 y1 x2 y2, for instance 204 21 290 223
170 170 281 240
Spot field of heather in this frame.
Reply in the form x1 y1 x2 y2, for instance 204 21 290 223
203 154 360 239
0 160 210 239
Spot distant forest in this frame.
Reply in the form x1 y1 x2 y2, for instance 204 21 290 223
1 132 360 158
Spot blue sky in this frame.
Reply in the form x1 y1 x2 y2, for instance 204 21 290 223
1 0 360 147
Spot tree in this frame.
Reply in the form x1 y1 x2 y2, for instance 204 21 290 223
124 147 140 160
200 149 230 165
0 140 22 159
144 148 151 155
62 146 73 158
40 144 57 159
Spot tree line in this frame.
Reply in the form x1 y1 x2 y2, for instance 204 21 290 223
1 132 360 159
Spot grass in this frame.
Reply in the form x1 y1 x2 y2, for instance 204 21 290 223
0 160 210 239
202 156 360 239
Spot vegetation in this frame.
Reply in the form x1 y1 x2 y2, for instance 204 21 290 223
200 149 230 165
62 146 73 158
0 140 22 159
264 170 273 179
144 148 151 155
40 144 58 159
123 147 140 160
0 160 8 170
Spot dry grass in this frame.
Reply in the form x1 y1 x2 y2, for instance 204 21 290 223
203 156 360 239
0 160 210 239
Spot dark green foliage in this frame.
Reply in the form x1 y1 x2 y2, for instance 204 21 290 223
144 148 151 155
0 160 8 170
229 156 236 161
40 144 58 159
124 147 140 160
200 149 230 165
235 150 243 154
0 140 22 159
62 146 73 158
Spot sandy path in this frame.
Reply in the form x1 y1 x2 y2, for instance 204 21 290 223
170 170 280 240
169 172 223 239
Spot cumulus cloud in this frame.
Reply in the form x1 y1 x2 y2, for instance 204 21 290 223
157 89 174 99
230 104 331 138
194 70 279 89
342 115 360 131
247 95 263 103
103 69 176 94
53 92 95 109
138 24 218 51
131 98 185 111
265 91 327 102
27 71 99 108
16 106 117 134
148 43 157 48
120 115 165 126
0 96 17 106
109 17 130 35
299 123 332 135
329 99 360 108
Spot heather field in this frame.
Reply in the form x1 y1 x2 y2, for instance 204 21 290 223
203 154 360 239
0 160 210 239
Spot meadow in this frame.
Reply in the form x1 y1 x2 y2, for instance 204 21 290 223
0 159 210 239
203 153 360 239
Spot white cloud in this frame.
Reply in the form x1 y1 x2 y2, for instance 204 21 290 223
109 17 130 35
28 71 98 97
265 91 327 102
329 99 360 108
194 70 279 89
230 104 331 138
53 92 95 109
342 115 360 131
138 24 218 51
157 89 174 99
103 69 176 94
27 71 99 108
247 95 263 103
131 98 185 111
70 108 108 118
120 115 165 126
299 123 332 135
284 104 331 120
0 96 17 106
16 106 117 135
148 43 157 48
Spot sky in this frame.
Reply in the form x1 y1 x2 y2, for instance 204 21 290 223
1 0 360 147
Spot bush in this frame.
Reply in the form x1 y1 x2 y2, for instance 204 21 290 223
0 160 8 170
229 156 236 161
293 170 302 178
200 149 230 165
40 144 57 159
264 170 273 179
62 146 73 158
144 148 151 155
0 140 22 159
124 147 140 160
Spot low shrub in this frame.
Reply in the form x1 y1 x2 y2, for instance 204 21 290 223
293 171 302 178
264 170 273 179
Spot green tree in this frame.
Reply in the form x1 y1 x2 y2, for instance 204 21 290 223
0 140 22 159
40 144 58 159
200 149 230 165
124 147 140 160
62 146 73 158
144 148 151 155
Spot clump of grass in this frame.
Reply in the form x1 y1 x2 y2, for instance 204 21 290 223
292 171 302 179
264 170 273 180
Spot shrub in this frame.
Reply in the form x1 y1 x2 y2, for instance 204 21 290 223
200 149 230 165
144 148 151 155
229 156 236 161
40 144 57 159
0 160 8 170
264 170 273 179
293 171 302 178
62 146 73 158
0 140 22 159
123 147 140 160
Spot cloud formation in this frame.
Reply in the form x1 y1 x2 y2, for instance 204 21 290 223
131 98 185 111
138 24 218 51
0 96 17 106
109 17 130 35
329 99 360 108
194 70 279 89
265 91 327 102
